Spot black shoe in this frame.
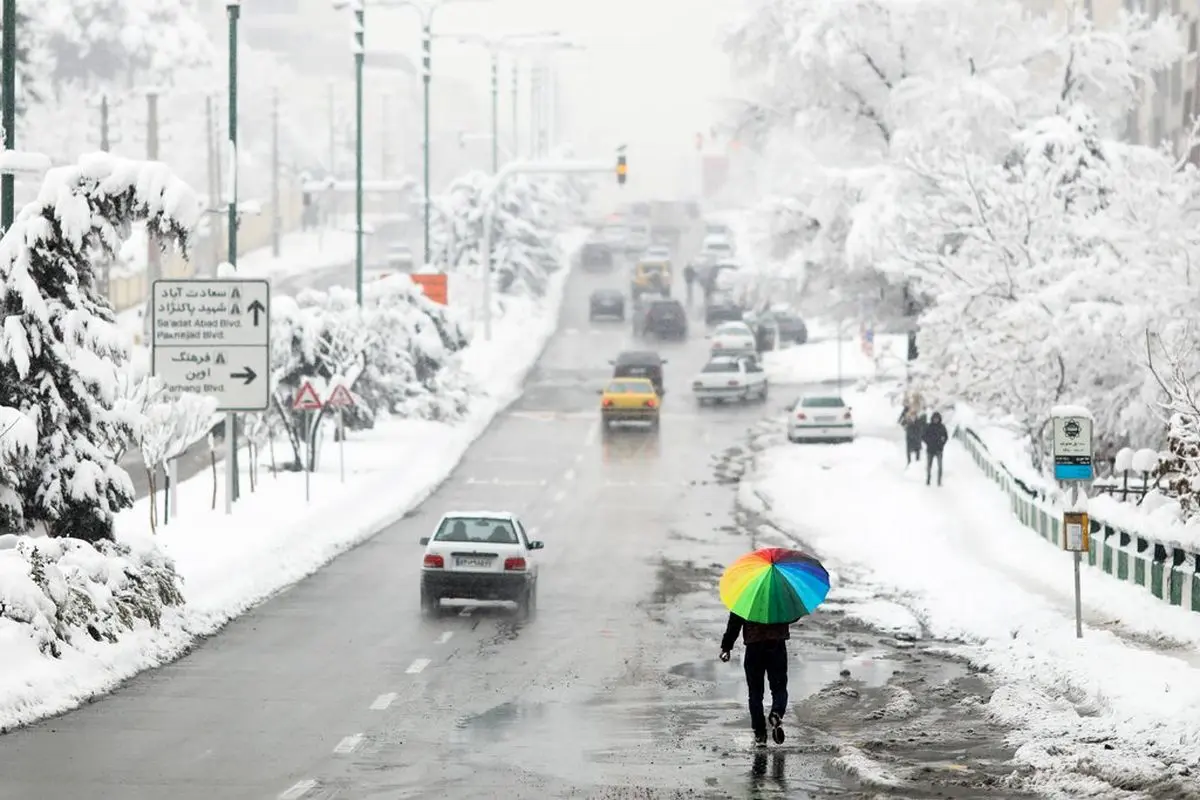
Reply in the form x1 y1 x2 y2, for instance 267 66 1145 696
753 731 768 747
768 712 785 744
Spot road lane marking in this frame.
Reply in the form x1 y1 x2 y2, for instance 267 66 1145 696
436 631 454 644
465 477 547 486
369 693 397 710
584 422 599 445
406 658 432 674
553 489 566 503
563 467 576 482
279 780 317 799
333 734 363 754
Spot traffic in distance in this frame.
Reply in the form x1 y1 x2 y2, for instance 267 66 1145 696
420 200 849 613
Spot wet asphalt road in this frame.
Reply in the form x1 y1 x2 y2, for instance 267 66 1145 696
3 242 1029 798
124 222 411 501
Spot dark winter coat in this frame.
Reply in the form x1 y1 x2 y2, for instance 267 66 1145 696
683 264 697 284
923 415 949 454
901 411 926 450
721 612 790 652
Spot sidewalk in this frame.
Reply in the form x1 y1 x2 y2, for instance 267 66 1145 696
745 379 1200 796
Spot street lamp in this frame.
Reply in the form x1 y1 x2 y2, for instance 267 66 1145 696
438 31 563 173
333 0 487 279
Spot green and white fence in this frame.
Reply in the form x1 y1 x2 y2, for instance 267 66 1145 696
958 428 1200 614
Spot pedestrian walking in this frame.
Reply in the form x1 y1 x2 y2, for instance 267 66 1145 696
683 263 697 306
899 407 926 466
923 411 949 486
720 612 790 747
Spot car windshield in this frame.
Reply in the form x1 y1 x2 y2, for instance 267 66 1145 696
649 304 683 318
716 323 750 335
607 379 653 394
800 396 845 408
434 516 519 544
703 360 739 373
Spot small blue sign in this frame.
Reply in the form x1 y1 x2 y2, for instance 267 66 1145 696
1055 463 1093 481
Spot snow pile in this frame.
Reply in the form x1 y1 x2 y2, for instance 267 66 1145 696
430 167 588 299
726 0 1192 473
0 227 588 730
745 385 1200 797
764 332 908 385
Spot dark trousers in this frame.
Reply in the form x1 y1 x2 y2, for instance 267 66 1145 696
744 641 788 734
926 450 943 485
906 442 921 464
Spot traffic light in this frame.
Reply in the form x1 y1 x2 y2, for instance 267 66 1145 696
616 153 627 185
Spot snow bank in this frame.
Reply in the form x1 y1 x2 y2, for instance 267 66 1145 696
747 386 1200 796
763 332 908 385
0 229 586 731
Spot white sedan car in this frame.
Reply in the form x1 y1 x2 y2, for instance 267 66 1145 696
419 511 543 616
709 321 757 355
787 394 855 443
693 355 768 403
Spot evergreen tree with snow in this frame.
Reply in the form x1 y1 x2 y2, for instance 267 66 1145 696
0 153 200 542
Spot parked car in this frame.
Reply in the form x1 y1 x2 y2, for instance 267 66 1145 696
589 288 626 321
708 321 757 356
786 395 855 443
692 354 767 404
639 298 688 339
747 306 807 345
385 243 415 272
704 291 744 325
419 511 543 617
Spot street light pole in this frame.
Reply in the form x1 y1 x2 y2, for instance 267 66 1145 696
421 17 432 267
510 62 518 160
490 52 498 173
1 0 17 233
354 0 365 306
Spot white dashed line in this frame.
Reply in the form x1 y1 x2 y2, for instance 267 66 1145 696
584 422 599 446
553 489 566 503
369 692 396 710
436 631 454 644
406 658 432 674
333 734 363 754
279 780 317 799
563 467 576 482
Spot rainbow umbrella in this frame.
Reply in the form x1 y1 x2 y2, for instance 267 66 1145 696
719 547 830 624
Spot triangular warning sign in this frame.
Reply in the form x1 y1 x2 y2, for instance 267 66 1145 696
215 353 226 365
230 287 241 298
326 384 355 407
292 381 323 410
229 303 241 315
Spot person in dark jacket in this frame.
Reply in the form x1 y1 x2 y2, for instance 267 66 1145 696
923 411 949 486
899 408 926 466
683 264 697 306
720 613 790 746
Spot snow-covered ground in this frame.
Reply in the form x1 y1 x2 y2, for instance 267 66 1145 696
0 231 582 731
763 329 908 385
744 364 1200 795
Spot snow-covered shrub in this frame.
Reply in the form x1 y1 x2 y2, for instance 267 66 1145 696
0 534 183 658
0 153 200 542
267 277 470 470
429 169 584 297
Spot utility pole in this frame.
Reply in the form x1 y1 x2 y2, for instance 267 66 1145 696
210 96 225 272
381 92 389 179
490 53 499 173
226 0 241 508
146 91 161 286
529 65 539 158
328 80 336 178
271 86 280 257
1 0 17 233
422 20 432 267
100 95 110 151
511 61 519 160
206 95 221 273
353 0 365 306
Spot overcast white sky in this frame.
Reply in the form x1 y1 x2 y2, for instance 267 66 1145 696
369 0 740 199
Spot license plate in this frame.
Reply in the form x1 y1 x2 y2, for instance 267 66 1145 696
456 557 492 568
816 416 835 422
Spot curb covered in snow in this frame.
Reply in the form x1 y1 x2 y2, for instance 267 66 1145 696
0 230 586 731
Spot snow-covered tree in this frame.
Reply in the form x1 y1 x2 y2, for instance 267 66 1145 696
133 376 217 532
0 153 200 542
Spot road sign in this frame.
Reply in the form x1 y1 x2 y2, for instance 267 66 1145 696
1052 414 1094 481
293 381 322 411
326 384 355 407
151 279 270 411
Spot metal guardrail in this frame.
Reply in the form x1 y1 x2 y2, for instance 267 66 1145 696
957 427 1200 614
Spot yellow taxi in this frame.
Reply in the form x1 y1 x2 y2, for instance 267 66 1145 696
630 260 672 299
599 377 661 431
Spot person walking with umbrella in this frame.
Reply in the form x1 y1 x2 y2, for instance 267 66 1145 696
719 548 830 747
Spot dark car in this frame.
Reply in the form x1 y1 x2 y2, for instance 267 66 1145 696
640 298 688 340
609 350 667 395
748 307 808 345
589 288 626 321
580 242 614 272
705 292 744 325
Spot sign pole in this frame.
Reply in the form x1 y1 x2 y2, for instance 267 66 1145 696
304 410 311 503
225 411 235 514
338 408 345 483
1052 405 1094 639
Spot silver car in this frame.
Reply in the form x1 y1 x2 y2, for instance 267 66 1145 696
786 395 855 443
